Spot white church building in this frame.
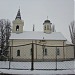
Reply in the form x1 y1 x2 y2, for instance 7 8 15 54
9 9 74 61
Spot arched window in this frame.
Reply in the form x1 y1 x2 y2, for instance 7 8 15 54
16 25 19 31
47 25 49 30
44 25 46 30
44 48 47 55
17 50 20 56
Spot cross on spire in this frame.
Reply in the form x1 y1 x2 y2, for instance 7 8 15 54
47 16 48 20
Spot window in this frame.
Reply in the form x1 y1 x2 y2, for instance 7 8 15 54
57 48 60 55
44 26 46 30
17 50 20 56
30 48 32 55
44 48 47 55
47 25 49 30
16 25 19 31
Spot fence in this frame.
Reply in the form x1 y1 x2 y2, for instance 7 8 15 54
0 43 74 70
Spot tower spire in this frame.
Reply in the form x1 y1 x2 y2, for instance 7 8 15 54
15 8 21 20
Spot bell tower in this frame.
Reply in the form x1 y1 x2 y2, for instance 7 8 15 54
12 9 24 33
43 18 52 33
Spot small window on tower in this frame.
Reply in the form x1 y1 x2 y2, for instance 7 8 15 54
44 26 46 30
47 25 49 30
16 25 19 31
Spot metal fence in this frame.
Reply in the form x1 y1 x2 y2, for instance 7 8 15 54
0 43 74 70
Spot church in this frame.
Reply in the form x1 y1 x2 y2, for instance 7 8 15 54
9 9 74 61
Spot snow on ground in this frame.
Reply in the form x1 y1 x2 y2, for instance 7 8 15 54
0 61 74 70
0 69 74 74
0 60 75 74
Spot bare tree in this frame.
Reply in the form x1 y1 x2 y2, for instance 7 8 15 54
69 21 75 58
0 19 11 60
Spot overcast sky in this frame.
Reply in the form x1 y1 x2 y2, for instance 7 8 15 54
0 0 74 42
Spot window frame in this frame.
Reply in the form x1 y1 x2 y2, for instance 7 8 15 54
16 25 19 31
44 25 46 30
44 48 47 56
47 25 49 30
17 50 20 56
57 48 60 55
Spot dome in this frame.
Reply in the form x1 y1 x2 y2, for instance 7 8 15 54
43 19 52 25
44 20 50 23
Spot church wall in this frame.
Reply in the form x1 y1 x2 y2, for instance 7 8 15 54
65 45 74 59
12 45 31 60
9 39 74 61
10 39 32 46
10 39 66 46
43 40 66 46
9 39 32 61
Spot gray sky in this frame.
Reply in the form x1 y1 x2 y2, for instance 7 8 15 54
0 0 74 42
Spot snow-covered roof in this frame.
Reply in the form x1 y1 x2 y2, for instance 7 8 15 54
66 41 73 45
10 31 67 40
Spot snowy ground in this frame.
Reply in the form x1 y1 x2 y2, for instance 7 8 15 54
0 60 75 74
0 69 74 74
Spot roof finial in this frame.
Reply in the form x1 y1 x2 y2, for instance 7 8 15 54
47 16 48 20
33 24 35 31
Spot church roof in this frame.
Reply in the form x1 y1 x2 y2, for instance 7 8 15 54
10 31 67 41
66 41 73 45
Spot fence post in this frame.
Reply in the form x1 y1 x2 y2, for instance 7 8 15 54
31 41 34 70
55 47 57 70
9 46 11 69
